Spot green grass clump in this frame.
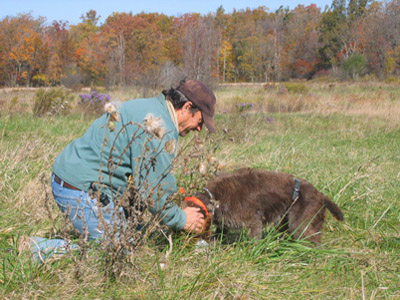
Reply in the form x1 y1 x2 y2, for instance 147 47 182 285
283 82 309 94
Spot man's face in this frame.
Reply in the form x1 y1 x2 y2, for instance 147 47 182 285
177 102 203 137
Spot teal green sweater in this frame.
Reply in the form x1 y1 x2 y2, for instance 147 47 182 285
53 94 186 229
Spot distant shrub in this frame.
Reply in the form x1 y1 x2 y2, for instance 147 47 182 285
384 76 400 84
32 74 48 87
33 88 74 117
282 82 308 94
235 102 255 112
91 86 108 93
357 73 379 83
266 97 305 113
311 69 338 82
77 90 112 116
10 96 18 110
231 96 256 115
277 85 289 95
263 83 278 91
313 69 330 77
342 54 367 79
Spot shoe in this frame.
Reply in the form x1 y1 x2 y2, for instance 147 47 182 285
18 236 79 264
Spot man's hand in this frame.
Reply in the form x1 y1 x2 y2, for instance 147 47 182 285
183 206 205 233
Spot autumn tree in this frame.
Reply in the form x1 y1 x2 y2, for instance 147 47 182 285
70 9 100 41
0 14 47 86
360 0 400 77
229 8 264 81
101 12 133 87
317 0 348 71
348 0 369 20
102 12 170 88
226 7 286 82
69 10 104 86
129 13 169 87
176 13 219 84
43 20 74 85
219 40 235 82
280 4 321 79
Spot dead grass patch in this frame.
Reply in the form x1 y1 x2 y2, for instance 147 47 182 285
215 82 400 127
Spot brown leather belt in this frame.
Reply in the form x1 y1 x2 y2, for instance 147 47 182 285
54 174 81 191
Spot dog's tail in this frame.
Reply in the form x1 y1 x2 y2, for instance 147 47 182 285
324 198 344 221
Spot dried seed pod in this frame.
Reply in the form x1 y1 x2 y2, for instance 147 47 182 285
164 139 176 154
217 162 226 171
104 102 117 114
198 162 208 175
194 138 204 150
207 156 217 165
144 113 166 139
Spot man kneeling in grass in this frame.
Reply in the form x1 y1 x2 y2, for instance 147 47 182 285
20 79 217 262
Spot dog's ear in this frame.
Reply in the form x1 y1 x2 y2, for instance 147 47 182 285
194 192 220 212
194 192 210 205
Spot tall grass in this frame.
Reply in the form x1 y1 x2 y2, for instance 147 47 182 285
1 82 399 299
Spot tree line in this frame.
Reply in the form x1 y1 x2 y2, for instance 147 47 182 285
0 0 399 89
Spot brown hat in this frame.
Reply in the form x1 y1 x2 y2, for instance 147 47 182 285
177 79 216 133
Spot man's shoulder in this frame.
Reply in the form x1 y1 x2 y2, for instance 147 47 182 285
120 94 176 132
123 94 165 108
120 95 165 118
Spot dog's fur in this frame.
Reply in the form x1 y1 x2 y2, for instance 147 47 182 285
188 168 344 243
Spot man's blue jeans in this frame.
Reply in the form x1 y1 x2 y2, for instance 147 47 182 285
29 174 124 262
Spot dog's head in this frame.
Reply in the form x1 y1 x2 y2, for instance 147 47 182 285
183 189 220 235
192 191 220 214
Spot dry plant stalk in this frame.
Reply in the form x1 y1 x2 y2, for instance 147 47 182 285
175 134 227 196
91 111 178 277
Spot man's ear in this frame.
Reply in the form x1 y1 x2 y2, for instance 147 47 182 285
182 101 192 111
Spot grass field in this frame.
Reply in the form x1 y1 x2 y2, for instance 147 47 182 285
1 82 399 299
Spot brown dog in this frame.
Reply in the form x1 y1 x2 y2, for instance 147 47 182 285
187 168 344 243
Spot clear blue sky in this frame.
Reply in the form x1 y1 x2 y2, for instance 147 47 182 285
1 0 333 25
